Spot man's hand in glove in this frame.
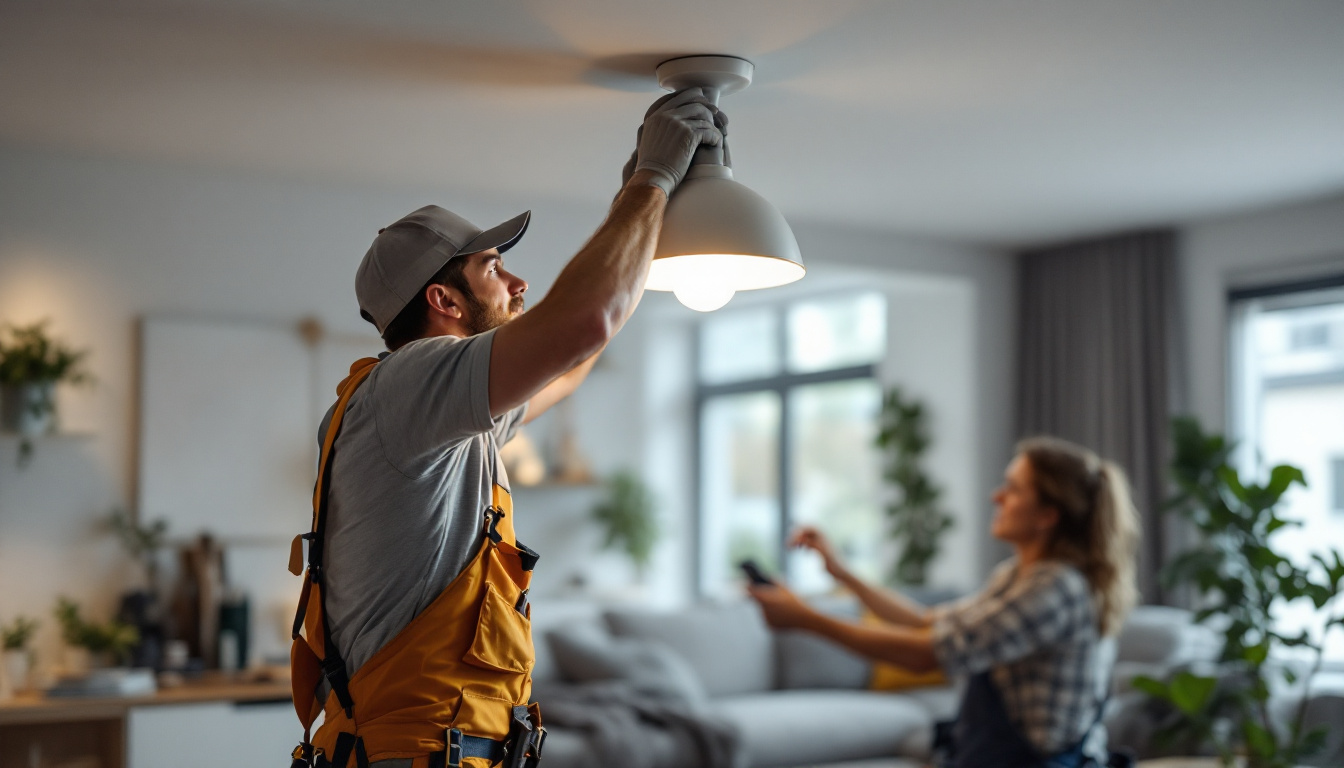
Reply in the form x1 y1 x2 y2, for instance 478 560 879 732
622 88 724 197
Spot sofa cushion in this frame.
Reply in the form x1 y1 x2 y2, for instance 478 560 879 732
1116 606 1220 666
545 621 709 710
529 600 604 685
713 690 933 768
776 596 871 691
776 630 871 690
605 601 775 698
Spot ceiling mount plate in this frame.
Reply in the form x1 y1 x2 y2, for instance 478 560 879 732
656 55 754 95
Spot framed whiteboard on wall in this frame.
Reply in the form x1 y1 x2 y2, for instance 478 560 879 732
138 317 313 541
138 316 383 542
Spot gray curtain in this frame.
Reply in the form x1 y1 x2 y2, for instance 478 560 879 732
1016 230 1179 604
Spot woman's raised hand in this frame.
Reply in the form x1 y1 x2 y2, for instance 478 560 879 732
788 526 847 579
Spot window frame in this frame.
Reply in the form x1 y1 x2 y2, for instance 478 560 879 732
691 295 882 597
1225 271 1344 661
1228 273 1344 467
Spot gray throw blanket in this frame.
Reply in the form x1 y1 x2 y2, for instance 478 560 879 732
536 681 744 768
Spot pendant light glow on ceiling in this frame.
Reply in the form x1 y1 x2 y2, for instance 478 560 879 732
646 55 805 311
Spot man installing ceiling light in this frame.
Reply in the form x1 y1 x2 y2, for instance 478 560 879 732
287 89 724 768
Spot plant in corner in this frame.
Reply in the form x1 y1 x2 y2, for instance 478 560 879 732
54 597 139 669
591 470 659 582
0 320 92 463
1132 416 1344 768
874 386 954 587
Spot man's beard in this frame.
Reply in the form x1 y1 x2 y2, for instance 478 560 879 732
462 292 525 336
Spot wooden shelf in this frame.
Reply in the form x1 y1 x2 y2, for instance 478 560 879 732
0 431 95 441
0 672 290 727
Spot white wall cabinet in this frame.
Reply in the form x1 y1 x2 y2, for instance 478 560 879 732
128 700 295 768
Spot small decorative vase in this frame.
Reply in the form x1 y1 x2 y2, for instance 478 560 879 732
2 649 30 694
0 381 57 436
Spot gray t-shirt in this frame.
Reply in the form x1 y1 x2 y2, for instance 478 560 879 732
318 330 527 677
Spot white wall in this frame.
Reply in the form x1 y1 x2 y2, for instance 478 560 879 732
0 143 1015 674
1179 192 1344 431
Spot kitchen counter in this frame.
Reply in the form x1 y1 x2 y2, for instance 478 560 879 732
0 671 293 768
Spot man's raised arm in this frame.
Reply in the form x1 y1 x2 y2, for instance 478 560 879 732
487 89 721 417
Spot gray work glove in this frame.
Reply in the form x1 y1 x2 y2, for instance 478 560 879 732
620 88 724 197
621 96 730 183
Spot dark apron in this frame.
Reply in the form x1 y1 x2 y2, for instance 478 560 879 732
942 671 1094 768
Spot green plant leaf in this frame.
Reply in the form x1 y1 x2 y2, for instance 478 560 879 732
1265 464 1307 497
1168 671 1217 716
1130 675 1171 700
1244 721 1276 759
1218 465 1249 502
1264 516 1289 535
1243 641 1270 665
1312 551 1344 589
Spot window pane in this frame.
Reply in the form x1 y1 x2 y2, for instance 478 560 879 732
699 307 779 384
787 293 886 373
1232 287 1344 660
700 391 781 598
786 379 884 593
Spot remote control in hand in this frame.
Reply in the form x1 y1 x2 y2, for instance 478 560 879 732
739 559 776 586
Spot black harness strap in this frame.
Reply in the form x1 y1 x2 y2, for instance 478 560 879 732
327 732 371 768
516 541 540 572
312 416 356 718
293 367 371 723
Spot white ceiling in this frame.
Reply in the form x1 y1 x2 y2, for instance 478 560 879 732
2 0 1342 246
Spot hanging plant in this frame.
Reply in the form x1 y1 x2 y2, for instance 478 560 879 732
0 320 93 463
591 470 660 581
875 386 954 587
0 320 92 386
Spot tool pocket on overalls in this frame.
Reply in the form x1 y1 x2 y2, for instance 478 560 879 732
463 582 533 674
454 687 516 745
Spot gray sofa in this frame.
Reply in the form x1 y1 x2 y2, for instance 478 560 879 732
526 599 1226 768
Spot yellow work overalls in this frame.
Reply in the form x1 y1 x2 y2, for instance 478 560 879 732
289 358 542 768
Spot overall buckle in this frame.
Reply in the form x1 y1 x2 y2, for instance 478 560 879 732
446 728 463 768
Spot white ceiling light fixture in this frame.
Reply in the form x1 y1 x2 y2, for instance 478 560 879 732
645 55 805 312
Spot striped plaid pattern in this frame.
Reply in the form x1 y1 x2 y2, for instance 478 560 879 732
931 559 1113 760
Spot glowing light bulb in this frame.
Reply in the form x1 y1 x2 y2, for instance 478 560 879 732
673 280 735 312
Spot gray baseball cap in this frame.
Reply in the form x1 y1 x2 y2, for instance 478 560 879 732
356 205 531 334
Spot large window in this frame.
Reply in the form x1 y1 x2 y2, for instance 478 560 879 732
696 293 887 598
1229 277 1344 660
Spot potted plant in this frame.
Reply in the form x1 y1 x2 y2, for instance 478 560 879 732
1133 417 1344 768
590 470 659 582
53 597 139 672
1 616 39 696
0 320 92 461
106 508 170 668
874 386 955 587
107 508 169 591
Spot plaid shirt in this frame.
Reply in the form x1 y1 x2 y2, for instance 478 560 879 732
931 558 1114 759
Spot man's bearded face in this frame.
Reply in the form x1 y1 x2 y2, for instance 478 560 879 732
461 290 525 336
